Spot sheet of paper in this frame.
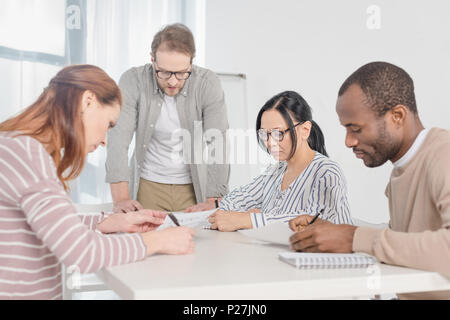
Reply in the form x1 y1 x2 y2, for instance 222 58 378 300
238 221 294 246
157 209 217 230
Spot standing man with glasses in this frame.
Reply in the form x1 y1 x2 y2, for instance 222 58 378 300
106 23 230 213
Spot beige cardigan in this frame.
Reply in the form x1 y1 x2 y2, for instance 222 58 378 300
353 128 450 299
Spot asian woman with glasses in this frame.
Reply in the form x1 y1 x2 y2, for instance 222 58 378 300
208 91 353 231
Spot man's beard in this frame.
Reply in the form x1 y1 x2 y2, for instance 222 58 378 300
362 120 401 168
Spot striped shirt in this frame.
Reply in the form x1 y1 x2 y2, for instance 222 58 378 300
0 132 147 299
219 152 353 228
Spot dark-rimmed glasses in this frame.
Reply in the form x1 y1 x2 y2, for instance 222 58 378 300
155 69 192 80
257 122 302 143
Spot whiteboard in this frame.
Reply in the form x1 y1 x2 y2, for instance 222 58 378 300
217 73 255 191
217 73 248 131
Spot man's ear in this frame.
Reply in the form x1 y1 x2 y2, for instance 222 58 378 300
390 104 408 126
150 53 155 63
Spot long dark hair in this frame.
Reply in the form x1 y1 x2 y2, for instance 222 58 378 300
256 90 328 159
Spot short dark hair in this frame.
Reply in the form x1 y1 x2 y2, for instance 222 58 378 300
338 61 417 116
151 23 196 62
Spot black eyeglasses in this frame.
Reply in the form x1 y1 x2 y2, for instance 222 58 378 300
155 69 192 80
257 122 302 143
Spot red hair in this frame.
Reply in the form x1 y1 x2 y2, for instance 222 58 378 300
0 64 122 190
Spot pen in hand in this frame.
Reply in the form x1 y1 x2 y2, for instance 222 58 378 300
167 212 181 226
308 209 324 225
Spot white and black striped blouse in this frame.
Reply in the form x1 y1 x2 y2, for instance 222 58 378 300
219 152 354 228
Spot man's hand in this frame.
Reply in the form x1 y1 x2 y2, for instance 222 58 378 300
97 210 167 234
289 222 357 253
207 210 252 232
184 198 218 213
289 214 326 232
113 199 144 213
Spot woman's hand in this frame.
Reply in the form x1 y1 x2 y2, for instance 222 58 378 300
113 199 144 213
208 210 253 232
97 210 166 234
142 227 196 255
184 197 219 213
288 214 326 232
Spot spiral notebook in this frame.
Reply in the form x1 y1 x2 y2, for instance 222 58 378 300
279 252 376 269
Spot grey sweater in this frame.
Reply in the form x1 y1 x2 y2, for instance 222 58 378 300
105 64 230 203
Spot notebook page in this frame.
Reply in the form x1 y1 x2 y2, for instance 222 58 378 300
173 209 216 228
239 221 294 246
156 209 217 229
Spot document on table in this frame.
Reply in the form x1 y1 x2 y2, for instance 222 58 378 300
157 209 217 229
238 221 294 246
278 252 377 269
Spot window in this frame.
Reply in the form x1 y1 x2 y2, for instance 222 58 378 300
0 0 204 204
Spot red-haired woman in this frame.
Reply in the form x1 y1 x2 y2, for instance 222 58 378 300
0 65 194 299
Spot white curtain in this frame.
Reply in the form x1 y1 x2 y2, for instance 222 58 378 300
0 0 205 205
0 0 65 121
72 0 204 204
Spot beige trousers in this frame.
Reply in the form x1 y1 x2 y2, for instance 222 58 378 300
137 178 197 212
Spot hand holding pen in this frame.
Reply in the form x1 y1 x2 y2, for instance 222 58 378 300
167 212 181 226
288 209 324 232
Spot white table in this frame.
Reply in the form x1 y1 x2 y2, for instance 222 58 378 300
97 228 450 300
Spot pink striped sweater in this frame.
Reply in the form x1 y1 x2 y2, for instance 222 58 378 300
0 132 147 299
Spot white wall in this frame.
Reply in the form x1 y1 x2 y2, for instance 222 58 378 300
204 0 450 223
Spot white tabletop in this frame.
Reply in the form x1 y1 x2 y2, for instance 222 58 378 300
97 228 450 299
